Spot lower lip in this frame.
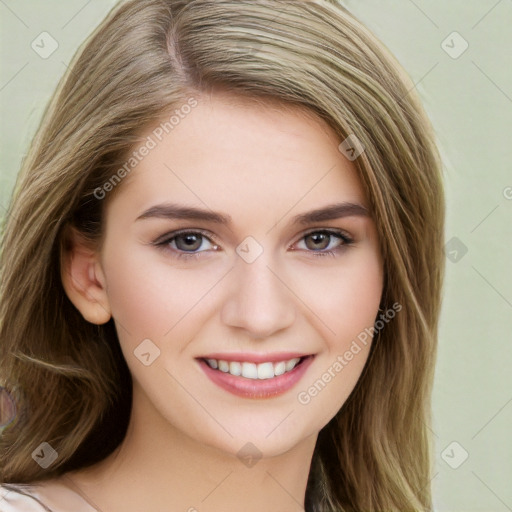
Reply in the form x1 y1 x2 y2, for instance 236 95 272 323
198 356 314 399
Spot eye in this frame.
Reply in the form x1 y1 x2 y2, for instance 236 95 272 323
172 233 212 252
294 229 353 256
153 230 219 257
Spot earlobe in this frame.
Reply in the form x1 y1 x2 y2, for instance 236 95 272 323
60 226 112 325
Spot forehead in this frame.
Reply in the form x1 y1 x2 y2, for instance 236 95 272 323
106 93 367 221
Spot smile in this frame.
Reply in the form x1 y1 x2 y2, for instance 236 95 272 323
205 357 302 379
197 353 314 399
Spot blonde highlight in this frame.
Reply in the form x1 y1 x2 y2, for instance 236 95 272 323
0 1 444 510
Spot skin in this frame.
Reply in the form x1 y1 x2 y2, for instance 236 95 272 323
59 92 383 512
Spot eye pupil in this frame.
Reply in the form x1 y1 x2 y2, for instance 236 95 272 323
305 233 330 250
176 234 202 251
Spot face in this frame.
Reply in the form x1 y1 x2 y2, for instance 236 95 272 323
95 93 383 458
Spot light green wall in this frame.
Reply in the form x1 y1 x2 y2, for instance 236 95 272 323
343 2 512 510
1 1 511 510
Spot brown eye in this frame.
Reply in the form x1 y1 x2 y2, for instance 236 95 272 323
153 231 221 259
304 232 332 251
154 230 217 255
294 230 353 255
174 233 203 251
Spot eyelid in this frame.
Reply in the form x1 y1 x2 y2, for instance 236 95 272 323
152 228 219 247
289 228 355 258
292 227 354 245
151 229 221 261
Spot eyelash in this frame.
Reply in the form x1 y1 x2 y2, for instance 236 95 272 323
152 228 354 260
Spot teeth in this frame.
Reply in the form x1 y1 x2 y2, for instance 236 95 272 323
229 361 242 376
241 362 258 379
218 360 229 372
274 361 286 376
258 362 274 379
205 357 303 379
285 358 300 371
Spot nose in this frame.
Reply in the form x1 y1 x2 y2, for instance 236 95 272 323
220 256 296 339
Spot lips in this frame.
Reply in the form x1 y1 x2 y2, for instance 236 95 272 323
197 353 314 399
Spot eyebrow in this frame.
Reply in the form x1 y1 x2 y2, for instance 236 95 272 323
136 204 231 224
136 202 369 225
291 202 369 224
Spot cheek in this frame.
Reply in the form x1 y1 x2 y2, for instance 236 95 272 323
293 250 383 345
100 244 226 342
291 251 382 422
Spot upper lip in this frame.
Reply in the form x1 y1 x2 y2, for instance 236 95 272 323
198 352 312 364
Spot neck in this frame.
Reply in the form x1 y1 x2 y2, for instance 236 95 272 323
65 383 317 512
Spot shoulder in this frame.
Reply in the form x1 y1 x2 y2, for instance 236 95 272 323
0 484 53 511
0 480 97 512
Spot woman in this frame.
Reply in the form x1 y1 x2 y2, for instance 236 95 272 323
0 0 444 510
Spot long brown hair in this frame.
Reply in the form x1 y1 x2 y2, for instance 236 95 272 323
0 1 444 510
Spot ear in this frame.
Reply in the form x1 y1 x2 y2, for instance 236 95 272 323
60 225 112 325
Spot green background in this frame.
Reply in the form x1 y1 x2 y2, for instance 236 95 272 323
1 1 511 510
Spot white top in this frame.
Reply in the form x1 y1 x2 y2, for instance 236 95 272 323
0 481 97 512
